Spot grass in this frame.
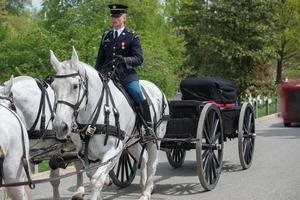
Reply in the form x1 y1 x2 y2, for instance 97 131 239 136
38 159 74 172
38 160 50 172
256 102 277 118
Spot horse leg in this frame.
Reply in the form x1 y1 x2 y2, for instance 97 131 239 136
71 161 85 200
4 161 29 200
50 168 60 200
128 143 148 189
139 142 159 200
87 151 121 200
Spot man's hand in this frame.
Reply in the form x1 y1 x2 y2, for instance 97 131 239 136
114 55 133 69
114 55 125 64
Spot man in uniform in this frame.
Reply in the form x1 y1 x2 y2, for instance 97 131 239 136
95 4 154 140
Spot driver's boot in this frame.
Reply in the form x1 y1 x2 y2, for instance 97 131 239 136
139 99 156 143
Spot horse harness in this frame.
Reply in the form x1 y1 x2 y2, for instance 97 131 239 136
54 72 125 166
0 80 55 139
28 79 56 139
53 71 169 166
0 92 16 111
0 104 35 189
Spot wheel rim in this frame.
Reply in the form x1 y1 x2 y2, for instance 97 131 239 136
166 147 186 168
238 103 255 169
109 149 137 188
196 103 223 191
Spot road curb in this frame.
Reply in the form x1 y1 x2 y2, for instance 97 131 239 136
32 166 76 179
255 113 280 122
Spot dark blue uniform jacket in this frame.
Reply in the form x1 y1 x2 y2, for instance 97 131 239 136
95 28 143 82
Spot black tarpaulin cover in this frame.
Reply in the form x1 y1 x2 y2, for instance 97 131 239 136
180 76 237 103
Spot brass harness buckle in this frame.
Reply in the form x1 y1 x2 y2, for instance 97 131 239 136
85 125 96 136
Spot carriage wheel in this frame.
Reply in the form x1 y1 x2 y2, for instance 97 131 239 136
166 147 186 168
196 103 224 191
109 149 138 188
238 103 256 169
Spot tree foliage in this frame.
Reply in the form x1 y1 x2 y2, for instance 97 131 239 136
1 0 300 97
274 0 300 83
0 0 185 96
174 0 277 96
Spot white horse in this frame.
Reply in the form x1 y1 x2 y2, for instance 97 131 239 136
0 76 85 199
0 78 30 200
50 47 169 200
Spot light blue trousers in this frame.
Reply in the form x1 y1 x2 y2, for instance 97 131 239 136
122 80 145 103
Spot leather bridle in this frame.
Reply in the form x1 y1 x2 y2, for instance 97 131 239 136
53 72 89 129
0 92 16 110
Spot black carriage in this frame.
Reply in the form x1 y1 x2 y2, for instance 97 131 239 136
161 76 256 190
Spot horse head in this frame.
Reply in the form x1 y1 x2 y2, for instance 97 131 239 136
0 75 14 108
51 47 89 140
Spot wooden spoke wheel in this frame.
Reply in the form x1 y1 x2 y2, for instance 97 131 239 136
238 103 256 169
196 103 224 191
166 147 186 168
109 149 138 188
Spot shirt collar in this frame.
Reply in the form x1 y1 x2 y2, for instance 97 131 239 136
113 26 125 36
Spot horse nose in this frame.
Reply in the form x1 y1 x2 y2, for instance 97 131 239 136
54 118 69 138
62 122 68 132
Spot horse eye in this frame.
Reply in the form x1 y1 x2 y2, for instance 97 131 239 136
73 84 78 89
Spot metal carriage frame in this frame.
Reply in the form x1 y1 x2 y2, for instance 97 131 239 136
160 100 256 190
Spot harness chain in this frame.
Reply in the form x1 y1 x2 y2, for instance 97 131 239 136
0 104 35 189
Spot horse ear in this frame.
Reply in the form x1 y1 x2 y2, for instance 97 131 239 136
4 75 14 94
50 50 61 72
71 46 79 65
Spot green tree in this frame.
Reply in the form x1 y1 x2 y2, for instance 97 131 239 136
0 0 185 96
174 0 276 96
4 0 31 15
274 0 300 83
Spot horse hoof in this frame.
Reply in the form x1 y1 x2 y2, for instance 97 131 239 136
72 195 84 200
104 176 113 186
138 195 150 200
151 186 155 194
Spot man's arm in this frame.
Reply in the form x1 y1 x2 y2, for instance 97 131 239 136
124 34 143 68
95 32 109 71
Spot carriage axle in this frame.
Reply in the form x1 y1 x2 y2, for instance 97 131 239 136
202 143 222 151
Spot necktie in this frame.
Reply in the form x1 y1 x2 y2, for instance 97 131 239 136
114 31 118 40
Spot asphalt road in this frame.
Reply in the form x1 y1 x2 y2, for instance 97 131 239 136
32 114 300 200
